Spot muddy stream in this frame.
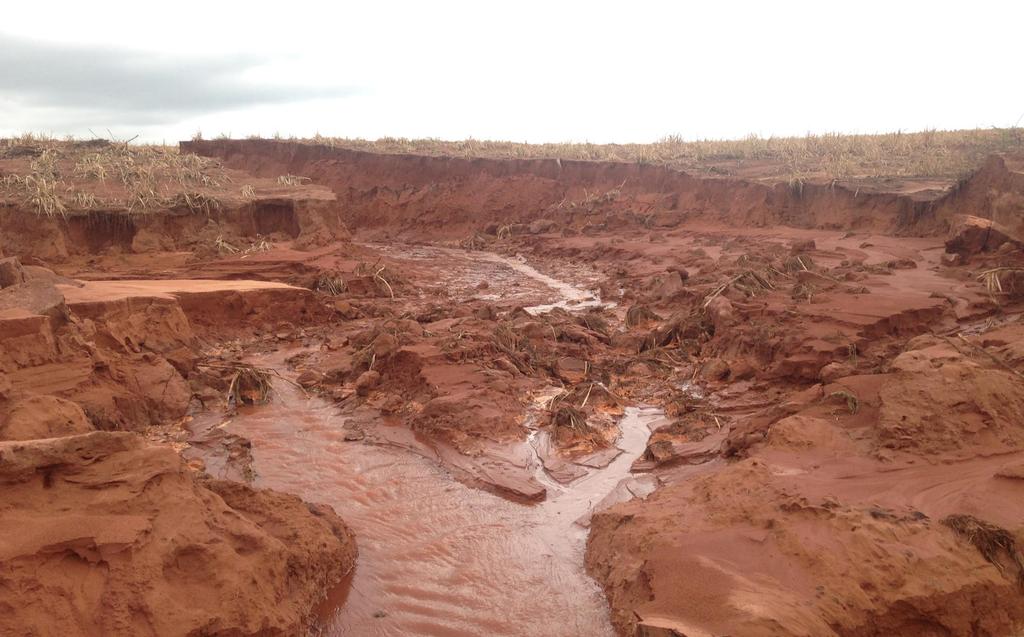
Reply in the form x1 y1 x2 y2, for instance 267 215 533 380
203 252 664 636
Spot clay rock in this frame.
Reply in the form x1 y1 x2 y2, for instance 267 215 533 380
0 279 68 319
372 332 400 359
668 266 690 281
296 369 324 388
790 238 816 254
940 251 965 266
700 358 731 381
333 299 361 320
730 360 757 381
555 357 589 384
355 370 381 396
0 256 27 288
518 320 550 340
705 296 736 333
0 395 94 441
473 305 498 320
130 227 173 253
945 214 1022 256
819 361 855 383
652 270 686 299
0 431 356 637
528 219 558 234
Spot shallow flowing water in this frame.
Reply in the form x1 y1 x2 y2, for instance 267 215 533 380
215 358 662 637
476 252 611 314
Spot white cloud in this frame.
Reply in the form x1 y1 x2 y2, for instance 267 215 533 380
2 0 1022 143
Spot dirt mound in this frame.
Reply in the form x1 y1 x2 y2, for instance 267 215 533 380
588 457 1024 637
945 214 1024 257
0 431 356 637
588 320 1024 636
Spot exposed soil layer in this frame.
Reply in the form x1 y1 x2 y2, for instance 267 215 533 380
3 140 1024 636
184 139 1024 239
0 432 356 637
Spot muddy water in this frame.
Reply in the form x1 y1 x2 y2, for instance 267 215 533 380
370 243 609 314
476 252 610 314
216 358 662 637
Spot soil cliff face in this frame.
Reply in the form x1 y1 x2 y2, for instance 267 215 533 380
0 195 348 264
0 432 356 637
183 140 1024 239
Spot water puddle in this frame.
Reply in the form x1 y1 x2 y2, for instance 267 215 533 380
203 354 663 637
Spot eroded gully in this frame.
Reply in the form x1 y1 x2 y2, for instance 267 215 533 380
214 250 665 637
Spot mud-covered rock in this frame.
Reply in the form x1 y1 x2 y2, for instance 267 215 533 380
0 431 356 637
296 369 324 388
789 238 816 254
700 358 731 381
705 295 736 334
555 357 589 384
940 251 965 266
652 270 686 300
528 218 558 234
0 395 94 440
819 361 855 383
729 360 757 381
0 279 68 319
355 369 381 396
945 214 1022 256
0 257 27 289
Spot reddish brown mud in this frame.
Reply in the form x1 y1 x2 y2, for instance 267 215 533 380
3 140 1024 636
188 348 663 636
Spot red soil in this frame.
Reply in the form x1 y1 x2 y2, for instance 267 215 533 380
3 138 1024 636
0 432 355 636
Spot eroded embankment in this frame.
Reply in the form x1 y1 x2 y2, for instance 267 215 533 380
184 139 1024 239
0 181 348 264
0 265 356 636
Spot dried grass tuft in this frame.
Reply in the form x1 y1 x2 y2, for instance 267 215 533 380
1 136 229 216
287 128 1024 182
943 514 1024 587
278 174 311 186
315 272 346 295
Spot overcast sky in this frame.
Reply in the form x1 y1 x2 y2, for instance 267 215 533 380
1 1 1022 144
